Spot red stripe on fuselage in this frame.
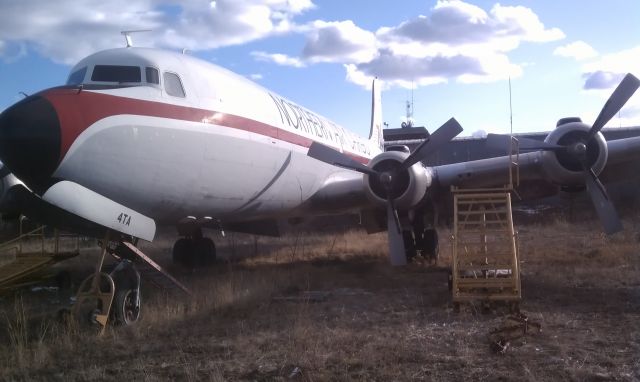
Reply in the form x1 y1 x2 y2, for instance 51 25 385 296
41 88 370 165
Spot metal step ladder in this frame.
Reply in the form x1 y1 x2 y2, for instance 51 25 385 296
450 136 521 306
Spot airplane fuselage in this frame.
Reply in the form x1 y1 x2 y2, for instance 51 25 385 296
0 48 382 226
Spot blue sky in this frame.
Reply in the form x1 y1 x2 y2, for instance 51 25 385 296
0 0 639 138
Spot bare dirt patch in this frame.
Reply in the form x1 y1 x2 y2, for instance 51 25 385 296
0 220 639 381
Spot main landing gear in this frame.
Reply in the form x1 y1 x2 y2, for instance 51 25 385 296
403 227 439 263
402 207 439 264
172 229 216 268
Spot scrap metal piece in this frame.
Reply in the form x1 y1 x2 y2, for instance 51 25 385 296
489 312 541 354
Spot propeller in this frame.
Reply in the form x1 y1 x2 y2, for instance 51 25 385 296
486 73 640 234
308 118 463 265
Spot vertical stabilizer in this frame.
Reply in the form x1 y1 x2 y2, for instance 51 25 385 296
369 78 384 151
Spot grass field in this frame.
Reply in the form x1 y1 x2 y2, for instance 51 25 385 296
0 218 639 381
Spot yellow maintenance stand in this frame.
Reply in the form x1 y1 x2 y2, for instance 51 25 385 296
450 137 521 309
0 217 79 292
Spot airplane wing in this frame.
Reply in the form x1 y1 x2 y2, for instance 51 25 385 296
435 135 640 190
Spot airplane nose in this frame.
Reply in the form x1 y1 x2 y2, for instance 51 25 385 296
0 95 60 192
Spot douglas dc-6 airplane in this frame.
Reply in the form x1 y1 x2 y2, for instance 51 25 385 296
0 45 638 326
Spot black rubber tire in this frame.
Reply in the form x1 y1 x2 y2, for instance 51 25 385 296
113 288 141 326
402 231 417 262
172 238 193 266
421 228 439 261
194 237 216 267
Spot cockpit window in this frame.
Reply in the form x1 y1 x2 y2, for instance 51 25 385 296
91 65 141 83
163 72 185 97
67 67 87 85
146 67 160 84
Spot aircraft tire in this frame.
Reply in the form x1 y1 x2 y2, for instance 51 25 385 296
402 231 417 262
113 288 141 325
172 238 193 267
421 228 439 262
194 237 216 266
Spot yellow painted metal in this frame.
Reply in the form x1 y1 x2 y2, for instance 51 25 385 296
451 191 521 303
72 272 115 335
450 141 521 304
71 232 114 335
0 218 79 291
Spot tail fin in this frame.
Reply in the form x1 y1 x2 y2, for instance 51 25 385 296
368 78 384 151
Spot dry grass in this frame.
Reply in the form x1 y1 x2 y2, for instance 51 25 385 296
0 219 639 381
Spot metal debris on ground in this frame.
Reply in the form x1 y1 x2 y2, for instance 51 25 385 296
489 312 541 354
288 366 302 379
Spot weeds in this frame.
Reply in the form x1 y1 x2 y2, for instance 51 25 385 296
0 221 638 380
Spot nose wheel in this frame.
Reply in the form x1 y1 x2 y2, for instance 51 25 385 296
113 288 141 325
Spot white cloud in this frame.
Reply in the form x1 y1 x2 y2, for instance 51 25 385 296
265 0 562 89
301 20 376 64
251 51 306 68
578 45 640 92
0 0 315 65
577 46 640 127
249 73 263 80
0 0 564 93
377 1 563 49
344 1 556 88
582 71 625 90
554 41 597 60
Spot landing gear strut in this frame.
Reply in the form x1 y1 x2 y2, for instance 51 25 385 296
72 232 142 334
404 206 439 264
172 229 216 267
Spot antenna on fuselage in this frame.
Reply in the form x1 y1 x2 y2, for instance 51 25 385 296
120 29 152 47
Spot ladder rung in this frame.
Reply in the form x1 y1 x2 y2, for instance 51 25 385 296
455 278 517 287
455 229 512 235
456 199 508 205
457 209 508 216
456 265 514 272
457 220 509 225
455 253 516 259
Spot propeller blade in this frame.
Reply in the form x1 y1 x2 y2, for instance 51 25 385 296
399 117 463 171
0 165 10 179
307 142 377 176
485 133 564 152
386 199 407 266
588 73 640 140
584 168 623 235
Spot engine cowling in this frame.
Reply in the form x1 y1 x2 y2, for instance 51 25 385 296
363 151 431 210
541 120 608 186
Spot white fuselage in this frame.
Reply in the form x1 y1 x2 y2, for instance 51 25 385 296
50 48 381 224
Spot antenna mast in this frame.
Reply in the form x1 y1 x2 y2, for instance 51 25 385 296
509 76 513 135
120 29 152 47
404 82 415 128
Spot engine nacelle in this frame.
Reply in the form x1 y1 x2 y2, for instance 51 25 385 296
541 121 608 186
363 151 432 210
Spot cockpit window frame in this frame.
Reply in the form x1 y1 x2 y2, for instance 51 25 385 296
66 66 88 85
145 67 160 85
91 65 142 83
163 71 186 98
